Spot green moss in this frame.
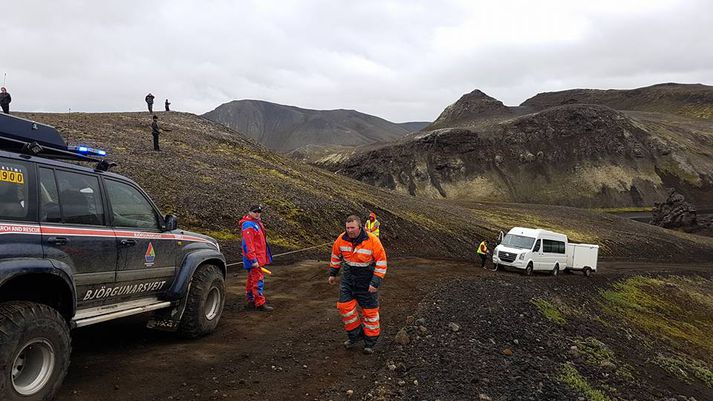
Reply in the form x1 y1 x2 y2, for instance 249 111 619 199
267 235 301 250
600 276 713 357
593 207 654 213
204 230 239 241
653 354 713 387
402 211 457 236
478 210 600 245
531 298 566 325
558 363 612 401
574 337 635 381
575 337 615 365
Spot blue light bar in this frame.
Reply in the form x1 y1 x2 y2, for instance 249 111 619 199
67 145 107 157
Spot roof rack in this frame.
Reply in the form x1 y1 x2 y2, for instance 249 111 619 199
0 113 117 171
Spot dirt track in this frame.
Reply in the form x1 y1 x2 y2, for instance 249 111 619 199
57 258 712 401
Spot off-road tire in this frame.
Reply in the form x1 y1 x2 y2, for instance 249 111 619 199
525 263 534 276
178 264 225 338
0 301 71 401
583 267 592 277
552 264 559 277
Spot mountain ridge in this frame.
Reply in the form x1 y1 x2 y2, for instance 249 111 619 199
202 99 422 152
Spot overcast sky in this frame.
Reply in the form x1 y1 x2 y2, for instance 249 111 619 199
3 0 712 122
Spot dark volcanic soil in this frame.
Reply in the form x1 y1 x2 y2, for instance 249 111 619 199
56 259 712 401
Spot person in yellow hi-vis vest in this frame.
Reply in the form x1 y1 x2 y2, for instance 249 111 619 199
477 240 489 269
364 212 380 237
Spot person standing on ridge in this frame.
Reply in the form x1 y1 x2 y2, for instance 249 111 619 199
165 99 171 112
145 93 155 113
151 115 161 151
240 205 274 311
328 215 388 354
0 87 11 114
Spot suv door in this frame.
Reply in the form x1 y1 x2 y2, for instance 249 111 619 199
39 167 117 306
104 178 178 296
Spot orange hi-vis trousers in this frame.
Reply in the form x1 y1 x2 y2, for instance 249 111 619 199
337 300 380 336
336 265 381 347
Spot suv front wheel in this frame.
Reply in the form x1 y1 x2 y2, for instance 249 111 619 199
0 301 71 401
178 264 225 338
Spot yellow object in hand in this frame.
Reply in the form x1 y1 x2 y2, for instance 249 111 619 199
261 267 272 275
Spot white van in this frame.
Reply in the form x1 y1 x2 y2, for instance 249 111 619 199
493 227 568 276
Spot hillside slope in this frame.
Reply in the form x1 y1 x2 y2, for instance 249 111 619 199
522 83 713 120
317 84 713 208
16 111 713 262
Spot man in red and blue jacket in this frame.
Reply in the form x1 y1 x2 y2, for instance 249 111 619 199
240 204 273 311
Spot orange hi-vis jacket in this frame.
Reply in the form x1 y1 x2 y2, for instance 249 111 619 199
330 231 388 285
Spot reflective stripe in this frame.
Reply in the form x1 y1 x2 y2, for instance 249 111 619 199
331 254 339 260
345 261 372 267
355 249 373 255
363 323 379 330
330 263 341 268
339 246 352 252
375 261 387 266
374 268 387 274
344 316 359 325
363 315 379 323
340 309 357 318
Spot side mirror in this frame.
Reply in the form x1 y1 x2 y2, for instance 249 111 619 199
164 214 178 231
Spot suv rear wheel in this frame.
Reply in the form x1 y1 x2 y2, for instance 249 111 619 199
178 264 225 338
0 301 70 401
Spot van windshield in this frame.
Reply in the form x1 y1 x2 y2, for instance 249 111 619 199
501 234 536 250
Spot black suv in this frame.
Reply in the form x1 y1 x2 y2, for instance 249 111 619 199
0 114 227 401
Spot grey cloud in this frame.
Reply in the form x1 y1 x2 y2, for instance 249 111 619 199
1 0 711 122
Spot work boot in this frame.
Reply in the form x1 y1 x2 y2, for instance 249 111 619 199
256 304 274 312
344 339 361 349
362 347 374 355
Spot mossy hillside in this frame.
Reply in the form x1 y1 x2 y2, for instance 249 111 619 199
600 276 713 361
19 111 713 263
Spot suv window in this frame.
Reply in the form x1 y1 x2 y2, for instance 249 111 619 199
0 158 31 221
55 170 105 226
105 179 160 229
39 168 61 223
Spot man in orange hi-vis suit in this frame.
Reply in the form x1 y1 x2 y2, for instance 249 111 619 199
328 215 387 355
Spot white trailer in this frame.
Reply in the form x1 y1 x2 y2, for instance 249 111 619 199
565 243 599 276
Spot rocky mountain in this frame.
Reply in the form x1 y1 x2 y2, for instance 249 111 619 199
15 111 713 262
317 84 713 209
427 89 520 130
202 100 414 152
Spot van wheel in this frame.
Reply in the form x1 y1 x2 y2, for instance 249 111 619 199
178 264 226 338
0 301 71 401
524 263 533 276
583 267 592 277
552 264 559 277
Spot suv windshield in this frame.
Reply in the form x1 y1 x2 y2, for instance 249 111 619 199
501 234 536 250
